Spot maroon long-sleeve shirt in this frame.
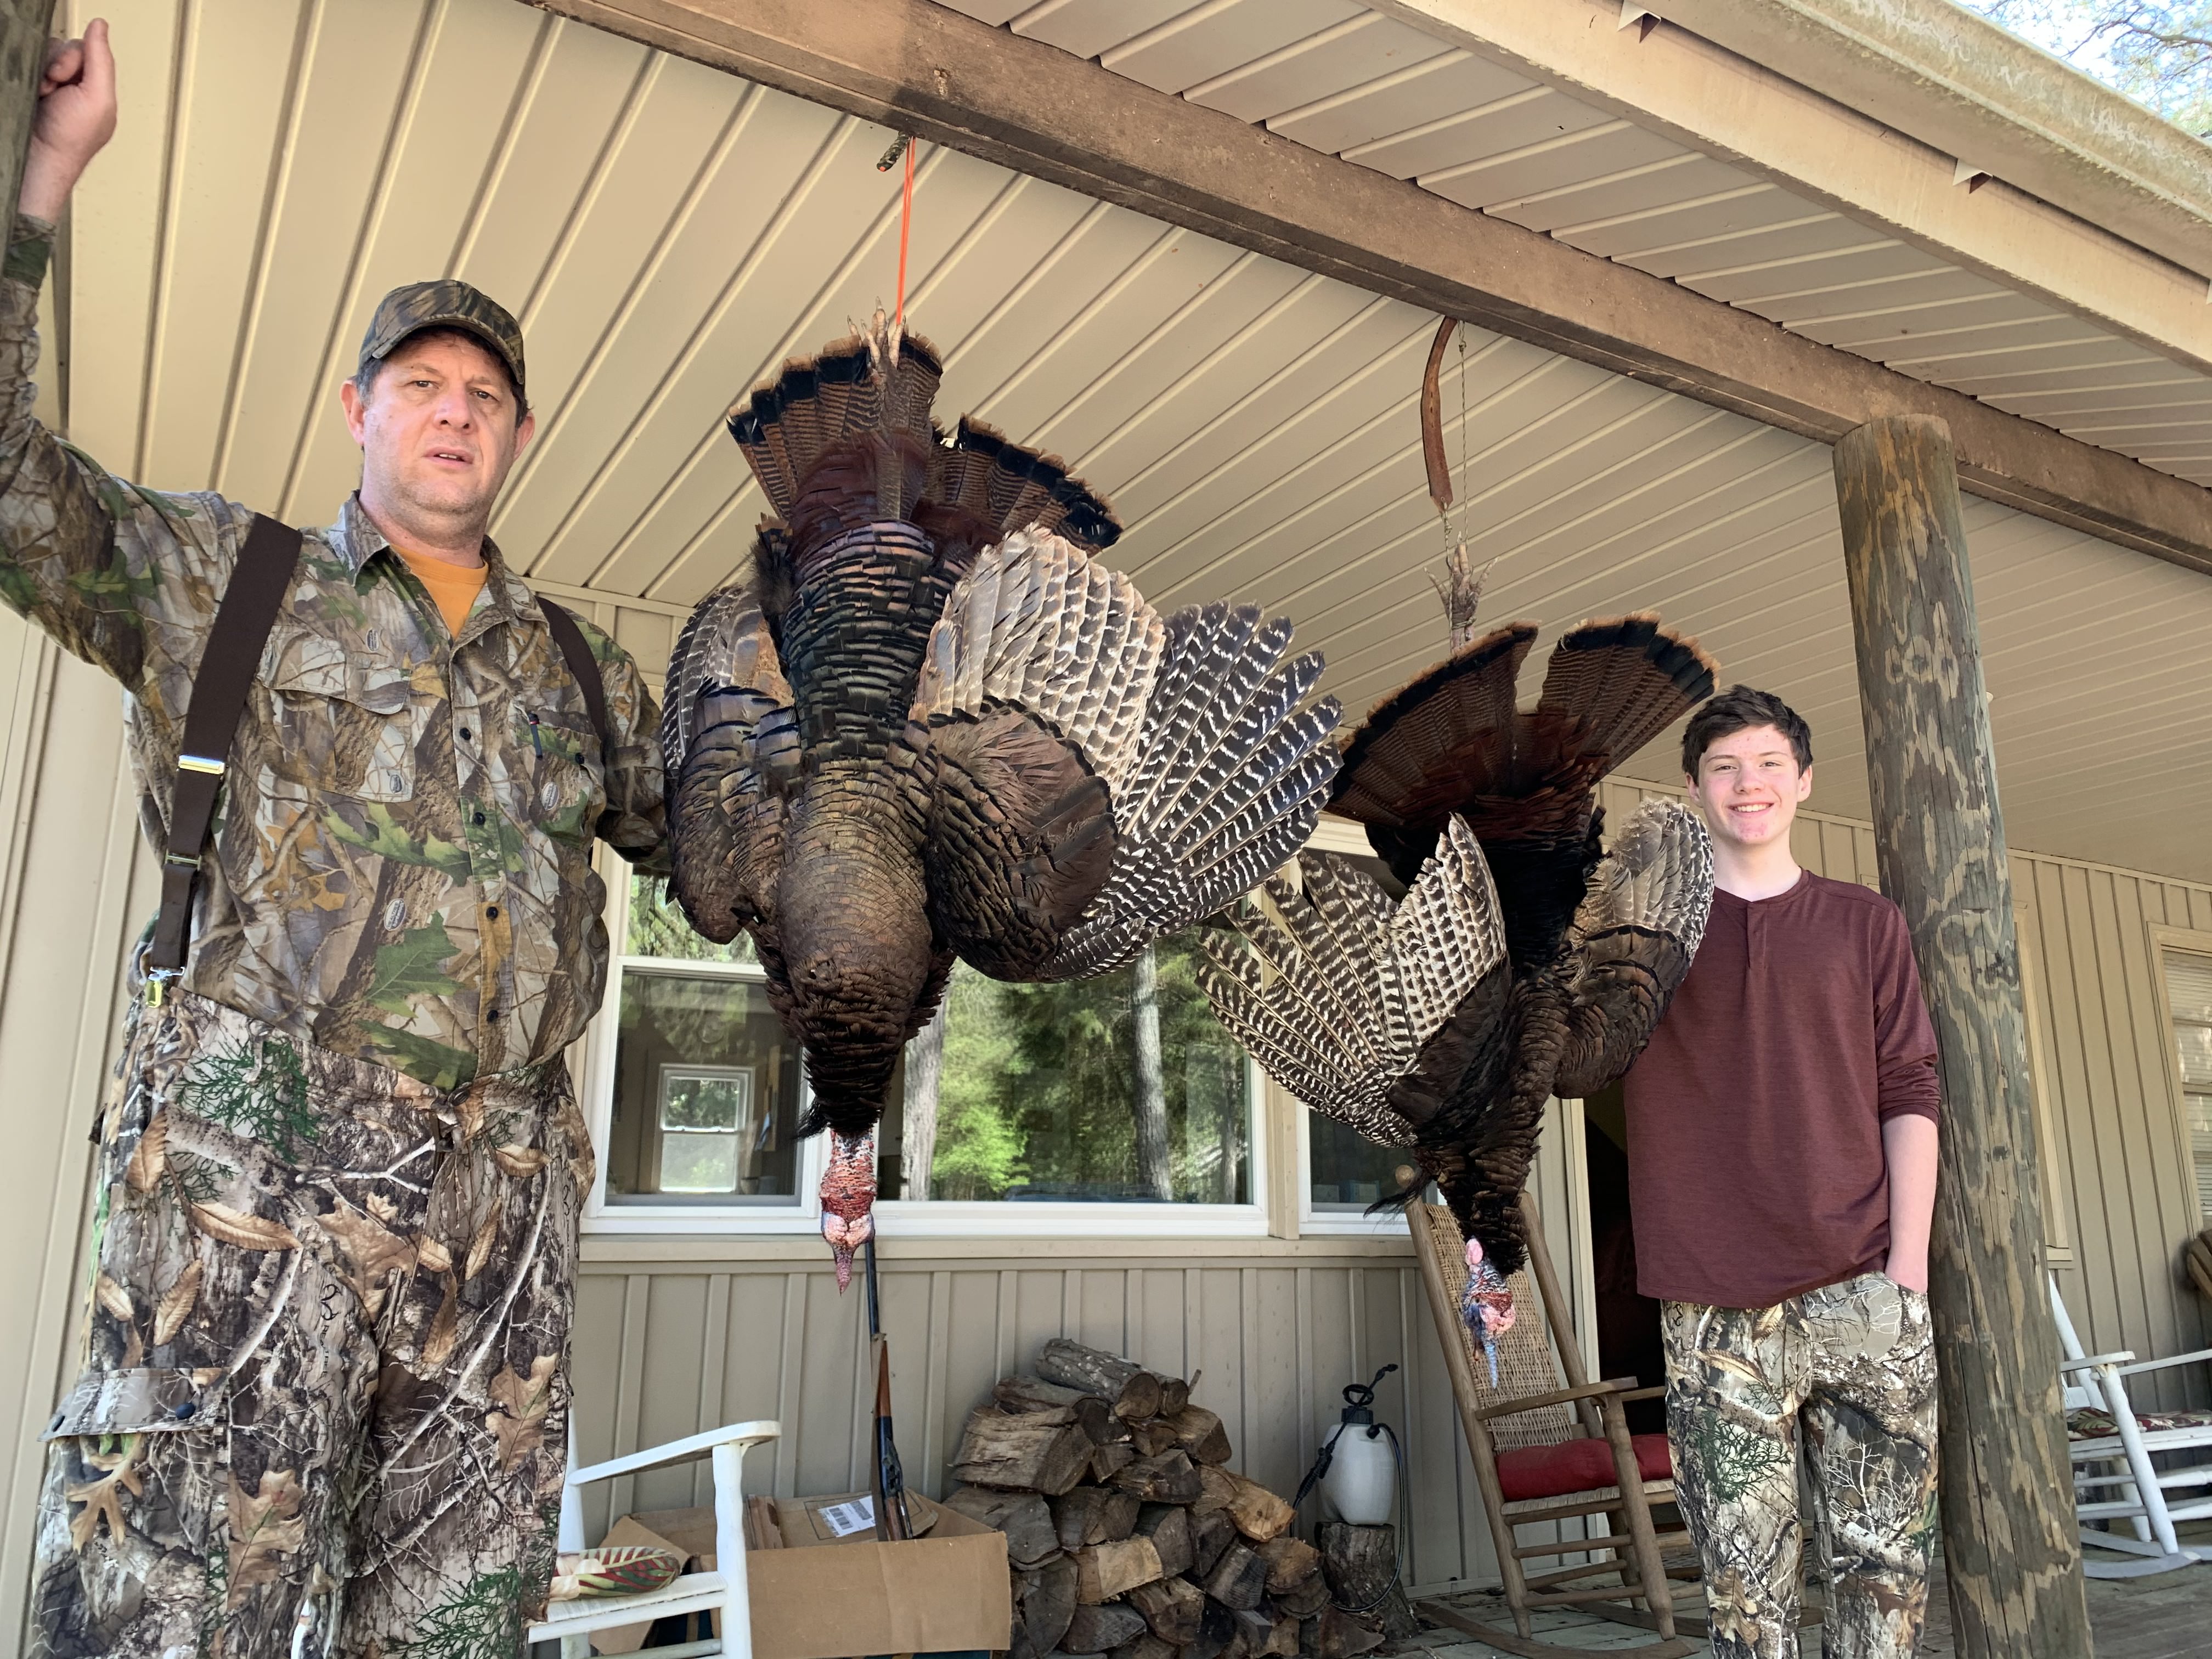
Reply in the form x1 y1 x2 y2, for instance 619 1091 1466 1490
1621 871 1941 1309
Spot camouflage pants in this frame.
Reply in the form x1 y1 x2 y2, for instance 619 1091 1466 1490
1662 1273 1939 1659
31 988 592 1658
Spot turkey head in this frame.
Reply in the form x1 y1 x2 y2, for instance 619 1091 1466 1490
663 315 1344 1284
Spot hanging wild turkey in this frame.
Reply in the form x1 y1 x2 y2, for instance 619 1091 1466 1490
1199 571 1718 1327
662 316 1342 1284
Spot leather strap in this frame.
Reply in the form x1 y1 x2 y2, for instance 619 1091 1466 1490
539 599 612 760
145 514 303 985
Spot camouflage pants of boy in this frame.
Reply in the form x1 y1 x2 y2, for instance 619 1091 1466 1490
1662 1272 1939 1659
31 988 592 1658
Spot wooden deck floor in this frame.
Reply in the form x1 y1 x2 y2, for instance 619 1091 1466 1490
1397 1529 2212 1657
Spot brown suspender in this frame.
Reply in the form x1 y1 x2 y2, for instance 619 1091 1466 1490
144 521 615 1002
539 599 612 760
145 515 302 994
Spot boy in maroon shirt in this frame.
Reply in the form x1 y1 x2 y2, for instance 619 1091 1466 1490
1624 687 1941 1658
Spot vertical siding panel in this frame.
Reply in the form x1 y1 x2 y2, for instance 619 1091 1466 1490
774 1272 808 1497
632 1273 706 1512
690 1272 730 1506
606 1273 652 1521
922 1269 953 1495
571 1271 628 1539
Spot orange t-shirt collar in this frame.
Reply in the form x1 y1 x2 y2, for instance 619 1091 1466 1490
392 547 489 639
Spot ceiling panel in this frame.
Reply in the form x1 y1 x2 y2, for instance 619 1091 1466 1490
59 0 2212 884
939 0 2212 489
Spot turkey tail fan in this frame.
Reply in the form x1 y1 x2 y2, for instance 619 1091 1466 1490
1040 603 1342 980
1329 622 1541 830
725 313 945 522
927 416 1121 551
1535 612 1716 768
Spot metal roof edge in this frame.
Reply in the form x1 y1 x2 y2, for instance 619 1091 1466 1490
1653 0 2212 285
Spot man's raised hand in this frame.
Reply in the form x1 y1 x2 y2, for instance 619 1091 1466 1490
21 18 116 223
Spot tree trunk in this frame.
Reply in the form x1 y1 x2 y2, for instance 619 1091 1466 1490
1317 1523 1417 1640
1131 944 1173 1200
1833 416 2090 1657
900 1000 946 1199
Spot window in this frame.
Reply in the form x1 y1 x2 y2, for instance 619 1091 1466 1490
876 934 1254 1206
585 865 1264 1232
599 877 805 1208
2168 949 2212 1223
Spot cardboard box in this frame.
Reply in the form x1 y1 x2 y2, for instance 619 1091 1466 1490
592 1497 1009 1659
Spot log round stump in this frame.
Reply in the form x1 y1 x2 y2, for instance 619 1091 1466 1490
1317 1522 1418 1640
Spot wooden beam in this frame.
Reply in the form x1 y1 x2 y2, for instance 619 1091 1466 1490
522 0 2212 578
1378 0 2212 370
1833 415 2090 1657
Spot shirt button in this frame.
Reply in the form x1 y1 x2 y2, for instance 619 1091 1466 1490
459 727 472 741
487 1007 501 1022
486 905 500 919
473 811 486 826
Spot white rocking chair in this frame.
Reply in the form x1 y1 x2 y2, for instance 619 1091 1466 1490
2050 1278 2211 1577
527 1418 781 1658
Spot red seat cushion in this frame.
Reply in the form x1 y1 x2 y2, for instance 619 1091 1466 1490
1494 1433 1673 1503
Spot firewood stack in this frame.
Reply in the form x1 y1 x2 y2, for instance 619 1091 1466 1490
944 1339 1389 1659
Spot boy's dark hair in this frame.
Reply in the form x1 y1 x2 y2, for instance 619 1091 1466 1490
1681 685 1813 776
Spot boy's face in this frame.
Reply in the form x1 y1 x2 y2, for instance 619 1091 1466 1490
1686 723 1812 852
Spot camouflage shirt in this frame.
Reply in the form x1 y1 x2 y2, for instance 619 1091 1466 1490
0 217 667 1088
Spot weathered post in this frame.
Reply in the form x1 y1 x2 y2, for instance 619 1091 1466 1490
0 3 53 229
1833 416 2090 1656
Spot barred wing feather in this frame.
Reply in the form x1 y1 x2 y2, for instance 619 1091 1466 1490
1198 817 1509 1146
1551 800 1715 1099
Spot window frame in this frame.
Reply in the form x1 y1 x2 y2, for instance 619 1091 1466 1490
2151 924 2212 1228
579 847 1274 1238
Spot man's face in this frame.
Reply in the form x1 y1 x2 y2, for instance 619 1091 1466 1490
1687 723 1812 852
340 331 534 526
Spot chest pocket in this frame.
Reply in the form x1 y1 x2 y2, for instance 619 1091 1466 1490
512 699 603 844
262 632 422 804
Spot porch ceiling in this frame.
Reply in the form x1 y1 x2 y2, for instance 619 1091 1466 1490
61 0 2212 883
939 0 2212 489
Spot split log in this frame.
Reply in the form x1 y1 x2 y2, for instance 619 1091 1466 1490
1224 1471 1295 1542
1221 1628 1252 1659
1257 1536 1322 1594
1052 1486 1140 1550
1261 1613 1302 1656
1062 1603 1147 1652
1073 1537 1164 1603
1000 1374 1118 1442
1037 1338 1165 1420
1231 1607 1277 1649
1127 1575 1205 1644
1133 1503 1192 1577
1008 1609 1036 1659
1110 1449 1203 1504
952 1407 1093 1495
1205 1541 1269 1611
1187 1598 1234 1659
1317 1523 1416 1640
1164 1404 1232 1465
1273 1572 1331 1618
1190 1508 1238 1578
1019 1556 1079 1655
1193 1464 1237 1515
1090 1440 1137 1483
1130 1418 1181 1458
1110 1637 1178 1659
1311 1607 1384 1659
1157 1374 1191 1416
944 1485 1057 1567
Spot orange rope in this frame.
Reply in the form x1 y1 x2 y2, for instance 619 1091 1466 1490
893 138 916 339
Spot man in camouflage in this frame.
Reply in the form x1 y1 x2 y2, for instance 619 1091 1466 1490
10 25 667 1656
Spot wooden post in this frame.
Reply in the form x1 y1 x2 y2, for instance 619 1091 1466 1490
0 4 53 238
1833 416 2090 1657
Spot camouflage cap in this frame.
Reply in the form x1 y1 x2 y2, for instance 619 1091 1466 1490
358 279 526 398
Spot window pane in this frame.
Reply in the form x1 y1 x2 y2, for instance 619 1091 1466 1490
608 969 800 1204
876 931 1252 1204
627 873 755 965
1308 1111 1413 1211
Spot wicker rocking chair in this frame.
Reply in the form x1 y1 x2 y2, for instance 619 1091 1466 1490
1405 1186 1698 1658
